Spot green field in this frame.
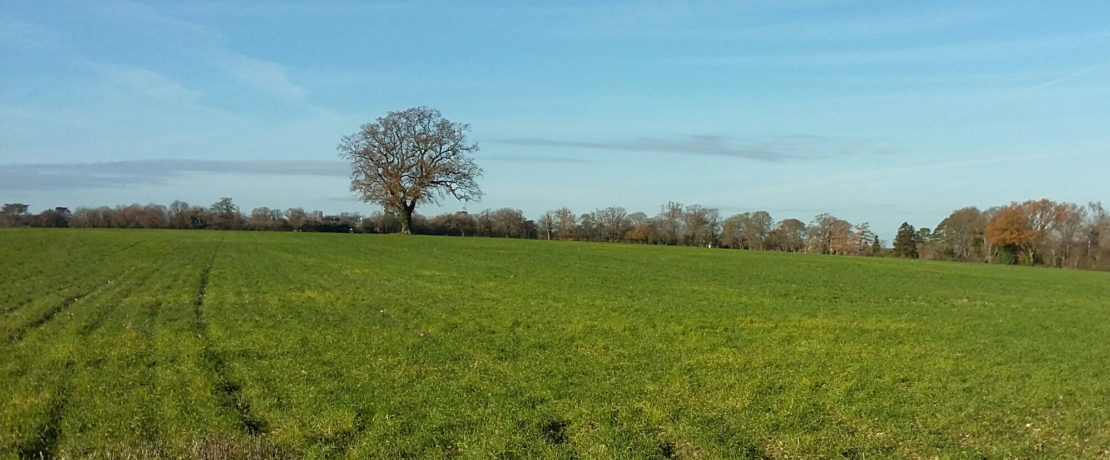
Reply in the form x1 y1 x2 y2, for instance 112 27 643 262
1 229 1108 458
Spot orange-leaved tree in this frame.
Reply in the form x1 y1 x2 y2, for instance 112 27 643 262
985 199 1066 264
986 205 1033 264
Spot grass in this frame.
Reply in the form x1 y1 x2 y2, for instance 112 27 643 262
1 228 1108 458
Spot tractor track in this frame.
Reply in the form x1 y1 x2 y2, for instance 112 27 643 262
78 263 166 337
192 243 270 436
6 266 137 343
7 291 94 343
16 360 74 460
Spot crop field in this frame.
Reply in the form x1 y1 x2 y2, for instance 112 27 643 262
1 229 1108 458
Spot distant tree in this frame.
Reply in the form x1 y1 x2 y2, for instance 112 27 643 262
806 213 849 254
916 227 932 244
484 208 528 238
309 210 325 229
317 213 362 233
720 213 749 249
916 227 943 260
210 197 242 230
575 212 598 241
363 210 400 234
595 207 630 242
983 200 1070 265
1 203 30 227
142 204 168 228
893 222 918 258
805 214 831 254
1024 199 1068 264
935 207 987 261
34 207 71 227
247 207 285 231
871 234 883 256
114 204 148 228
683 205 720 247
985 203 1036 264
285 208 310 231
1051 202 1085 268
770 218 806 252
168 200 191 229
656 201 685 245
522 218 538 240
625 224 652 244
69 207 100 228
828 218 854 255
1078 202 1110 270
538 211 556 240
474 211 493 237
441 211 476 237
270 208 290 230
552 207 577 240
627 211 649 227
185 206 210 229
338 107 482 234
853 222 874 256
745 211 773 250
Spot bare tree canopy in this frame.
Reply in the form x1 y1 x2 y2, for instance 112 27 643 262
338 107 482 233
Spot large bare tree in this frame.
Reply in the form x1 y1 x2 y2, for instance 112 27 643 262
338 107 482 234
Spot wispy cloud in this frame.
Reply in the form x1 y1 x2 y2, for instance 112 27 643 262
0 159 348 191
731 5 992 41
98 64 204 106
498 136 787 161
495 134 892 161
95 0 223 44
225 55 308 100
557 3 993 42
483 155 589 164
93 0 307 100
662 30 1110 68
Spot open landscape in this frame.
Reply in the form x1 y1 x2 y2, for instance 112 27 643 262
5 2 1110 459
2 228 1108 458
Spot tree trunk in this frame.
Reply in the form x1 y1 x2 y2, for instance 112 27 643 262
400 203 415 234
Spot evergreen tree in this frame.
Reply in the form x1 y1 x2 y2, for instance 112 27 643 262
893 222 919 258
871 234 883 256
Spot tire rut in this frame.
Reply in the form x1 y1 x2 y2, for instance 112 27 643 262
7 291 93 343
192 244 270 436
78 264 165 337
6 267 136 343
16 360 74 460
136 296 165 447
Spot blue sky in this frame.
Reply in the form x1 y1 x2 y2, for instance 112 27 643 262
2 1 1108 238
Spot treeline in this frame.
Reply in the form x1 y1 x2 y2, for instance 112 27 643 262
2 198 1107 270
0 199 364 233
892 199 1109 270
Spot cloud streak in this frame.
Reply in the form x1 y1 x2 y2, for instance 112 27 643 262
495 134 893 162
225 56 308 100
0 159 348 191
98 64 205 106
94 0 308 101
498 136 790 161
483 155 590 164
659 30 1110 68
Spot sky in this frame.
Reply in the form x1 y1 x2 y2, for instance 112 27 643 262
2 1 1108 238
